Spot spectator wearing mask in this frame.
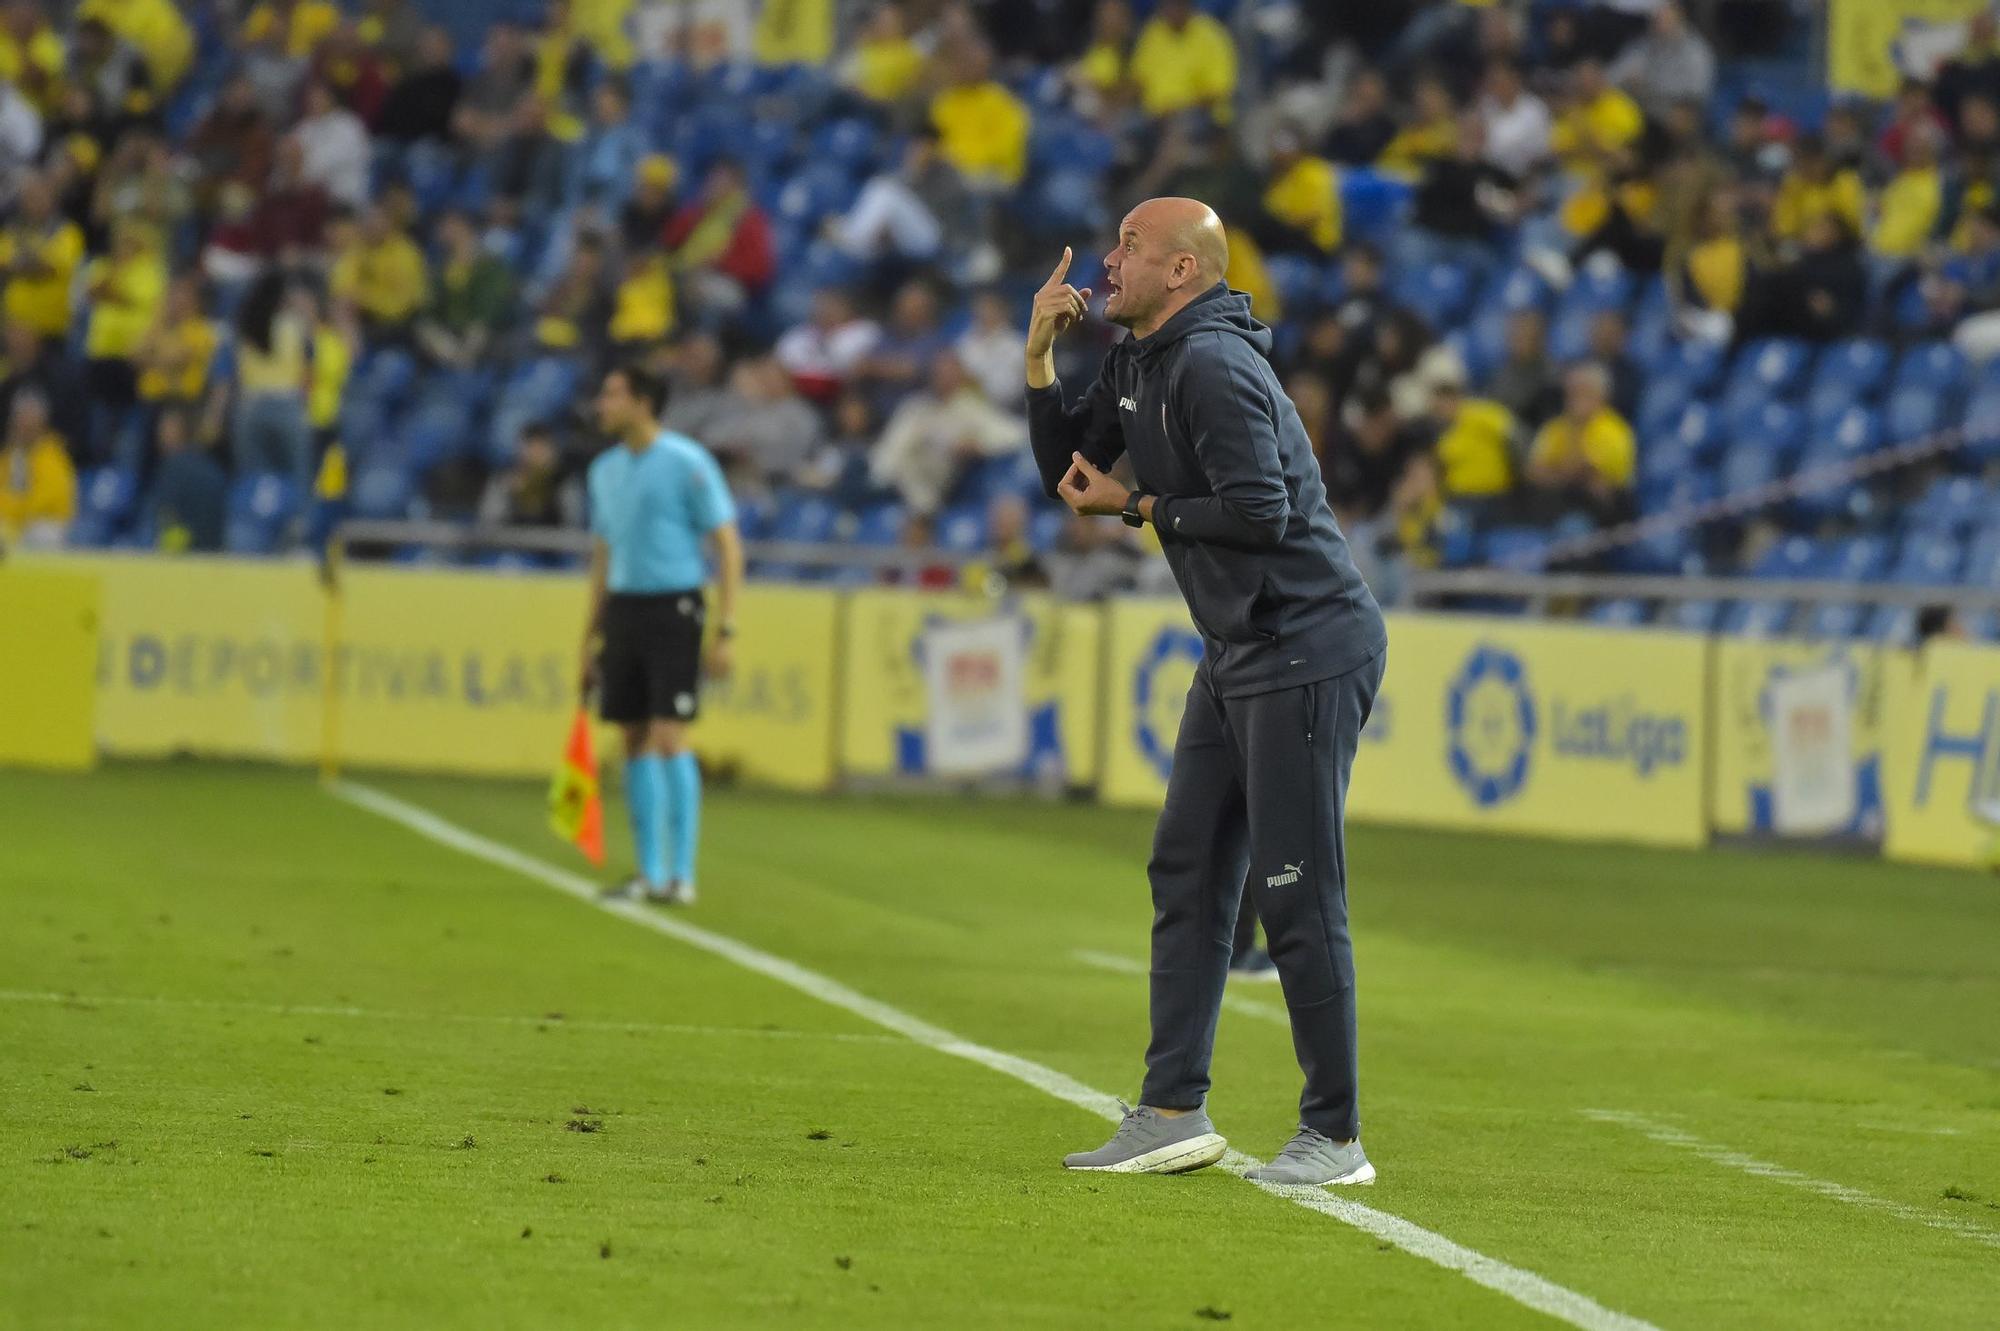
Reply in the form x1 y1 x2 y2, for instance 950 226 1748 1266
664 158 775 318
1607 3 1714 115
416 209 515 370
776 287 882 405
293 79 371 208
1476 59 1551 181
1325 68 1397 166
150 404 226 552
0 173 84 342
0 387 73 549
479 422 581 527
955 289 1026 408
1526 362 1636 524
868 350 1024 515
1129 0 1236 123
1255 124 1342 257
331 203 429 343
928 38 1030 189
228 272 313 487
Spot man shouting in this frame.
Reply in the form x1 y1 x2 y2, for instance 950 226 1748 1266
1029 198 1388 1186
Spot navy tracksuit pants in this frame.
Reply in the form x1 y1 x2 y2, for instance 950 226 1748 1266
1140 650 1384 1142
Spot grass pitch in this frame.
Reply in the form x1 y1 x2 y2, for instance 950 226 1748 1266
3 762 1998 1328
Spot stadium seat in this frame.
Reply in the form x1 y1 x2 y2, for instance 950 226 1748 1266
1661 336 1729 392
1908 475 1990 534
1337 169 1412 243
1719 599 1792 636
850 502 906 547
1959 382 2000 464
1266 254 1329 318
350 467 414 521
1803 338 1891 419
1028 505 1068 553
1750 535 1823 580
1722 338 1812 410
1883 385 1945 443
1588 598 1648 627
935 504 988 553
1890 532 1966 586
1392 262 1476 329
1800 600 1869 638
1481 526 1550 571
224 473 303 555
770 492 839 544
1663 599 1721 632
72 468 141 546
1863 604 1919 644
1893 342 1968 397
1626 279 1673 372
1670 400 1724 461
1718 439 1781 497
1964 528 2000 587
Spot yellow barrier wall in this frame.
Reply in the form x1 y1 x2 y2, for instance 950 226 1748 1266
1102 607 1710 847
38 555 839 789
1709 640 1901 839
839 588 1101 784
1882 641 2000 868
0 566 100 769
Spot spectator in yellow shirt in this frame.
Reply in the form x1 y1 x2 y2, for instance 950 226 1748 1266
0 2 66 114
1426 374 1517 502
1551 59 1644 173
1871 125 1944 261
84 220 168 456
1376 75 1458 176
1770 134 1865 247
1070 0 1135 118
841 4 925 108
1681 190 1746 316
929 40 1030 188
609 251 676 349
77 0 193 91
1527 363 1636 521
137 273 218 409
331 205 430 341
752 0 833 67
1258 124 1342 255
240 0 341 59
0 176 86 342
1130 0 1236 122
305 289 353 451
229 272 313 486
0 388 75 549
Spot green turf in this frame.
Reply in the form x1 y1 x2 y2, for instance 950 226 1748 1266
3 762 1998 1329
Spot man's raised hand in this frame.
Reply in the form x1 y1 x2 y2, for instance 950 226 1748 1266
1025 247 1093 358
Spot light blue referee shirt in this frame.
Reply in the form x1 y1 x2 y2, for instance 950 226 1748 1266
587 429 737 593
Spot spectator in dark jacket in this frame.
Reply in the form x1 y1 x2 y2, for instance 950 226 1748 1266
1745 214 1867 343
1323 68 1396 166
151 405 226 552
377 25 461 145
415 208 514 369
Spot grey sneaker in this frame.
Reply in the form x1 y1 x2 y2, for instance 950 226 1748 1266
1063 1104 1227 1174
1244 1128 1375 1186
599 876 647 901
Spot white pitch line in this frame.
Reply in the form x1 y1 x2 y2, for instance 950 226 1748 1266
1581 1110 2000 1250
1072 949 1292 1027
0 988 905 1046
329 779 1659 1331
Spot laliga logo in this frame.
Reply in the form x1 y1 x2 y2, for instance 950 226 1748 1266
1446 643 1689 807
1446 646 1536 807
1133 627 1205 780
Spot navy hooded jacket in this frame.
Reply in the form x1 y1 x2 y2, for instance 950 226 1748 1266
1027 282 1386 697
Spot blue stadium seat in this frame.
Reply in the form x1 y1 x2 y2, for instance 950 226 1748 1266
1626 279 1673 372
936 504 988 553
1884 385 1945 442
851 502 907 547
1863 605 1919 644
1960 382 2000 464
1893 342 1968 396
1719 599 1792 636
1908 475 1990 533
771 492 839 544
1801 601 1869 638
1670 400 1723 461
1661 337 1729 393
224 473 303 555
1803 337 1891 419
1719 439 1781 496
1337 169 1412 243
1481 526 1550 571
1393 262 1476 329
350 466 413 520
1724 338 1812 406
1964 528 2000 586
1266 254 1329 318
1664 599 1721 632
1588 598 1648 627
73 468 140 546
1028 505 1068 553
1568 257 1634 312
1637 376 1702 442
1488 263 1551 313
1750 535 1824 580
1723 401 1805 466
1890 532 1965 586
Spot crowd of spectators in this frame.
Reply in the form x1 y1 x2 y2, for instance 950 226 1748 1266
0 0 1994 606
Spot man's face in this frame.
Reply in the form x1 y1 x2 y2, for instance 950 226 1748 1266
1565 371 1603 419
1102 211 1184 329
595 372 637 434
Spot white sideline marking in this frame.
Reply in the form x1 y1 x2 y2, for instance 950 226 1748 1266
329 779 1660 1331
1581 1110 2000 1250
1072 949 1291 1027
0 988 904 1046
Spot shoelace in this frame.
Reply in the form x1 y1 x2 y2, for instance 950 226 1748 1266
1274 1128 1332 1162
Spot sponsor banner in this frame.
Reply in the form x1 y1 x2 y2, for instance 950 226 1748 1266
1883 640 2000 869
1828 0 1987 96
1101 608 1708 847
0 566 100 770
1710 640 1897 842
839 588 1100 785
31 555 839 789
920 616 1029 776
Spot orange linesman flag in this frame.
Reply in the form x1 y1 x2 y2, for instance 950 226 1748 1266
548 708 606 866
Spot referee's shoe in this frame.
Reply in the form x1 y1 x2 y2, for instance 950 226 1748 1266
599 877 692 905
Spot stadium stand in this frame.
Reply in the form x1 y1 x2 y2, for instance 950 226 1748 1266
0 0 1995 642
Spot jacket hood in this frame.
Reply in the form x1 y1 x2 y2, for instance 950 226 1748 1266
1132 282 1272 362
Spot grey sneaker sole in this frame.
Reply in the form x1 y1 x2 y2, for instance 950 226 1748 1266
1065 1132 1228 1174
1246 1159 1377 1186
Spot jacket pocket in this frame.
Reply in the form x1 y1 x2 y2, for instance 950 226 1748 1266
1190 547 1279 644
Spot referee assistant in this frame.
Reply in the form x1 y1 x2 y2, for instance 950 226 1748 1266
1033 199 1388 1185
580 364 744 906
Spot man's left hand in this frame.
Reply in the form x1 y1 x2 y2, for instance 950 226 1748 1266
1059 452 1129 517
703 639 735 681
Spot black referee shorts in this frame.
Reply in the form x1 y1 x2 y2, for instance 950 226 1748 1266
598 590 705 725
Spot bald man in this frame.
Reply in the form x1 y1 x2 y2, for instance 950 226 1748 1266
1029 198 1388 1185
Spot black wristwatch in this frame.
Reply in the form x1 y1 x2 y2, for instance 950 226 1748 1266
1122 491 1149 528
